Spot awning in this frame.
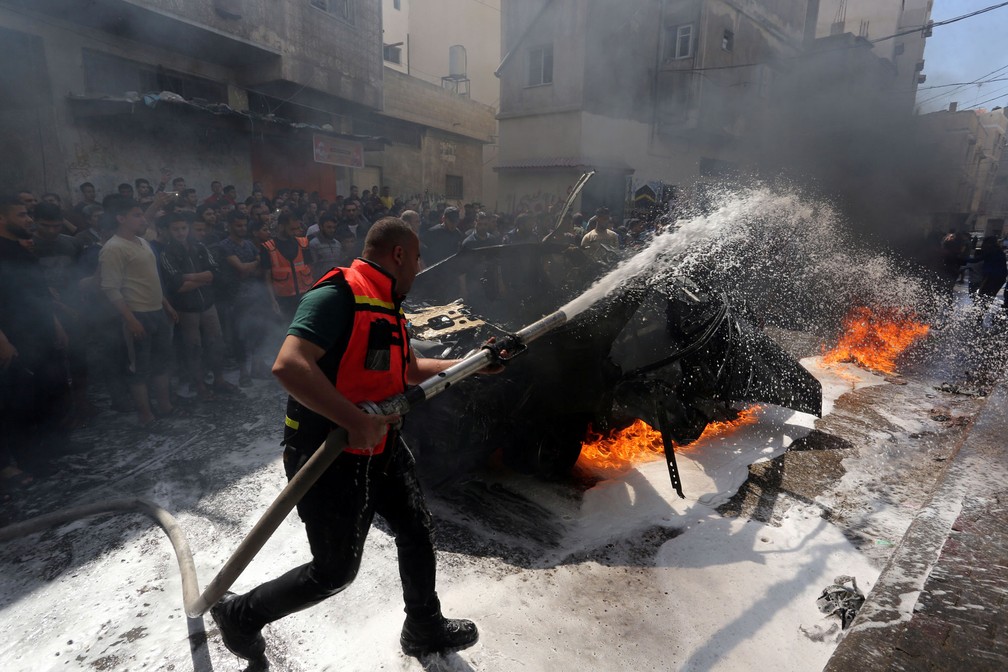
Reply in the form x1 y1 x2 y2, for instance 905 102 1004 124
67 92 389 150
494 156 634 173
29 0 278 68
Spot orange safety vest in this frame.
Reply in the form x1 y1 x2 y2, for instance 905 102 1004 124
285 259 410 456
263 237 313 297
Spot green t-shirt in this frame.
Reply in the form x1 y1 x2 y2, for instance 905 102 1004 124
287 282 353 351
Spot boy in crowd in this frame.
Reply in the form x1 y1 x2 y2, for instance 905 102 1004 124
99 197 178 425
215 211 266 386
159 211 236 399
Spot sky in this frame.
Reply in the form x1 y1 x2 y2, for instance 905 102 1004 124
917 0 1008 112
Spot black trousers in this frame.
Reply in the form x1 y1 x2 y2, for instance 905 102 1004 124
0 349 69 470
228 439 441 631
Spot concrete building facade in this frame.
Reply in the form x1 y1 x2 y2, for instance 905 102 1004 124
0 0 384 199
380 0 501 207
0 0 494 208
917 106 1008 236
362 66 496 205
496 0 811 219
495 0 932 229
812 0 932 112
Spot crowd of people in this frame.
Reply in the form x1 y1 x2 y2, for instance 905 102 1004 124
939 229 1008 314
0 176 663 496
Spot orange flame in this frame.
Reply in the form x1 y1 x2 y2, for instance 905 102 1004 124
822 306 929 375
577 407 762 474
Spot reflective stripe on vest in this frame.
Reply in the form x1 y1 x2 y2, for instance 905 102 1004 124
313 259 409 456
264 237 313 297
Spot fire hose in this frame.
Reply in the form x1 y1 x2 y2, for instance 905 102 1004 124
0 308 568 619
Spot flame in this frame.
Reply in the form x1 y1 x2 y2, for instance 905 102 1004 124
823 306 929 375
577 407 762 474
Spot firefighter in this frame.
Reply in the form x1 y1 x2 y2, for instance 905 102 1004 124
211 217 485 663
261 212 313 321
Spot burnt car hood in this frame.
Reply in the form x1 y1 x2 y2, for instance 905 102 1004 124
402 242 822 479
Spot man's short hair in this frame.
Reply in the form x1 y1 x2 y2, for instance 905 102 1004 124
364 217 416 257
443 206 460 223
79 182 94 191
34 202 62 222
41 192 61 203
82 204 104 220
227 210 248 224
118 183 133 192
319 212 337 226
223 185 236 194
277 212 298 228
248 219 267 234
159 210 193 229
105 196 140 219
172 177 186 186
595 206 610 216
0 193 25 215
135 178 151 188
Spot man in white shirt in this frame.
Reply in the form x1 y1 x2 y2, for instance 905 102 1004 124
581 206 620 261
99 197 178 425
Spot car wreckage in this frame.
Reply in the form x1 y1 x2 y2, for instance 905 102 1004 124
402 239 823 496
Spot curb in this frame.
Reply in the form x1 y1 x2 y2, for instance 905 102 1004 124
824 374 1008 671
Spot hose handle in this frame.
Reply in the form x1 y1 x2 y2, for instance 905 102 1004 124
481 333 527 365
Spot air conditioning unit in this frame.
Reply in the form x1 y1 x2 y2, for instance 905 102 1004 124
918 74 927 84
915 60 925 72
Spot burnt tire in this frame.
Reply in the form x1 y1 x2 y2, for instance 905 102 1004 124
503 414 591 478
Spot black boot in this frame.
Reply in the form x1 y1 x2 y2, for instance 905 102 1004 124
400 615 479 656
210 592 267 662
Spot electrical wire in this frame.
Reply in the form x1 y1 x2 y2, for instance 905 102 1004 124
917 64 1008 106
871 0 1008 44
963 84 1008 110
918 76 1008 91
668 1 1008 74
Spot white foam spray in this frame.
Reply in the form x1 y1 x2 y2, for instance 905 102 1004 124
554 181 1004 385
560 187 792 318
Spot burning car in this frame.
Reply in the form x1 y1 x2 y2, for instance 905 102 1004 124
403 241 822 495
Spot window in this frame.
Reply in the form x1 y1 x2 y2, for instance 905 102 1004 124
383 44 402 64
310 0 353 22
664 24 693 61
445 175 463 200
722 29 734 52
82 49 227 102
527 45 553 86
394 0 401 8
894 43 905 56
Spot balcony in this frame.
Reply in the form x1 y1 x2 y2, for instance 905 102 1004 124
21 0 278 68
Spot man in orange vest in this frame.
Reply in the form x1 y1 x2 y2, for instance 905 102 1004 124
212 217 491 664
261 212 313 321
